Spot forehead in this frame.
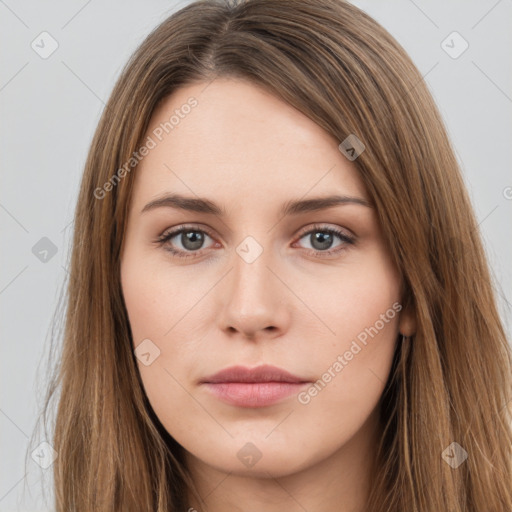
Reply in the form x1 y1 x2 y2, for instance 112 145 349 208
131 77 368 212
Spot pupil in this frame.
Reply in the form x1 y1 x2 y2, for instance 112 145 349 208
182 231 204 250
312 231 333 250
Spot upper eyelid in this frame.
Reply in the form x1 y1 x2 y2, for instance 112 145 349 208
296 223 353 238
160 224 216 241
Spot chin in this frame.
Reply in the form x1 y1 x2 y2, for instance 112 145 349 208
183 433 324 478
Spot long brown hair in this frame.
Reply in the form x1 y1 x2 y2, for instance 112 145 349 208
34 0 512 510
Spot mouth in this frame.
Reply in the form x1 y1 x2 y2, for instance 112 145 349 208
200 364 311 408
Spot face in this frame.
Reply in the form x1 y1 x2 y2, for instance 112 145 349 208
120 77 414 479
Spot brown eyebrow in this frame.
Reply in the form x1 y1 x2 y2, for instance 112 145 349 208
140 193 373 216
280 194 373 215
141 193 224 216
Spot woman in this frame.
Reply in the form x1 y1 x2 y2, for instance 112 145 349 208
38 0 512 510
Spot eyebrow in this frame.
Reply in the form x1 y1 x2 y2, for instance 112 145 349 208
140 193 373 216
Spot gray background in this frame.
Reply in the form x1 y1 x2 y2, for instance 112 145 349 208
1 0 511 510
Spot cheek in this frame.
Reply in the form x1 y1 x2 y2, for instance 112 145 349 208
121 259 207 425
120 254 219 398
313 247 401 345
298 267 400 430
121 252 207 345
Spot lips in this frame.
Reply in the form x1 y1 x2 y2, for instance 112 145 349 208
201 364 308 384
201 364 311 408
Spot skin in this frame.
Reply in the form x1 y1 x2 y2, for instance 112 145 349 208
120 77 416 512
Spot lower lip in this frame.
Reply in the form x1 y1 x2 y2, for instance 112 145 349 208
203 382 309 408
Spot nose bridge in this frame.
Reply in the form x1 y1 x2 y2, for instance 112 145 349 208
230 236 276 307
217 235 289 337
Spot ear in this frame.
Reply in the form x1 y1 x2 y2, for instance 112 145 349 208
398 301 416 337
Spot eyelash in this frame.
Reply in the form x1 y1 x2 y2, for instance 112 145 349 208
155 223 355 260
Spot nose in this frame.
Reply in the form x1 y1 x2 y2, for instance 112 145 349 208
217 245 291 341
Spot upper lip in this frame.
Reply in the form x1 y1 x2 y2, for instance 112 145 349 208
201 364 309 384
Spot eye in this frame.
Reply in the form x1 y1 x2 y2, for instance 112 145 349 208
156 225 217 259
155 223 355 260
293 224 355 257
